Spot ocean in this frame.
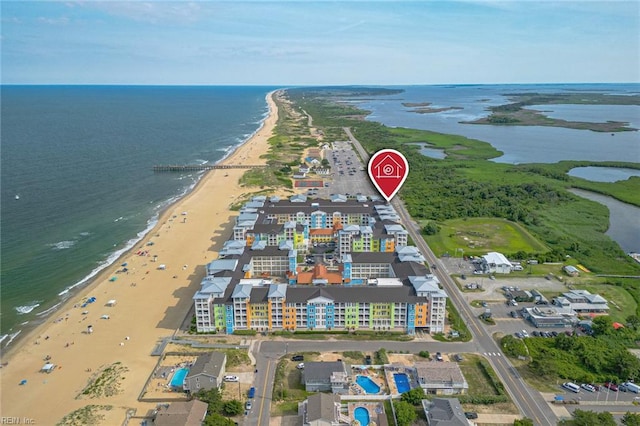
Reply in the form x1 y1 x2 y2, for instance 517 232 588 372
0 85 276 343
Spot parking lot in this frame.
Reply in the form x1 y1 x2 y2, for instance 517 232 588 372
555 384 640 404
313 140 376 198
438 257 578 336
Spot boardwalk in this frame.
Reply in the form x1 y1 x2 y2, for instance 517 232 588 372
153 164 268 172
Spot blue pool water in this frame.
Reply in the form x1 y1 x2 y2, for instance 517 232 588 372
356 375 381 394
394 373 411 393
354 407 370 426
170 368 189 387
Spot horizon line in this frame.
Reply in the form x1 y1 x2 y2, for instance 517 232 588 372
2 82 639 87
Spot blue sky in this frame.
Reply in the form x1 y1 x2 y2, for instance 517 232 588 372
2 1 639 85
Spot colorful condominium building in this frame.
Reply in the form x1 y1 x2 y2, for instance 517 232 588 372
193 196 447 335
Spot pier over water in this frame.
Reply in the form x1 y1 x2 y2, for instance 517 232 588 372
153 164 268 172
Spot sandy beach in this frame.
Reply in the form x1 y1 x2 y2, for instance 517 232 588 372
0 91 281 424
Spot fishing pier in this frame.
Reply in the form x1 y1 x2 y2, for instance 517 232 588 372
153 164 268 172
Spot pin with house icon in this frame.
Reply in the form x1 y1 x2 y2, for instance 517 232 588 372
368 149 409 202
373 154 404 179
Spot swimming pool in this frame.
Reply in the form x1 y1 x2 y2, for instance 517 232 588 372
356 375 381 394
170 368 189 388
354 407 370 426
393 373 411 393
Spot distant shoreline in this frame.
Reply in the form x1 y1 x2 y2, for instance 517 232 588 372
463 92 640 132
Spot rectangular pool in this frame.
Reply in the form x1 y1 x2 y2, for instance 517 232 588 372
393 373 411 393
170 368 189 388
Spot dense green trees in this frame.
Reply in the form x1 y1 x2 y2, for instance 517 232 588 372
623 412 640 426
559 409 616 426
195 388 242 424
223 400 243 416
501 335 528 358
392 401 417 426
522 334 640 383
400 387 426 405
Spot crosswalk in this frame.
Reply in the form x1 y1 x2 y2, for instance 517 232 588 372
483 352 502 357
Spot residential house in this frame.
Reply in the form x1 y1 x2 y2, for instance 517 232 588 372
421 398 471 426
302 361 348 392
183 352 227 392
299 393 348 426
153 400 208 426
414 362 469 395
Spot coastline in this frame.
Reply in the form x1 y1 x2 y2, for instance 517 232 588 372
0 90 281 424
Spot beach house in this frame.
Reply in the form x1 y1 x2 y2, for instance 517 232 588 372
299 393 347 426
302 361 348 392
153 400 208 426
414 362 469 395
183 351 227 392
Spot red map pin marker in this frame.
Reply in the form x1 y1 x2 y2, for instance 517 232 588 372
368 149 409 202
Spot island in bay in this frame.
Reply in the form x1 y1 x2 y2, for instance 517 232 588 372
463 92 640 132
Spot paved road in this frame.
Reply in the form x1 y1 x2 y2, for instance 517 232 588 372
344 127 558 425
248 339 481 426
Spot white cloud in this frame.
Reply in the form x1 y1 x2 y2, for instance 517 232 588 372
76 1 206 24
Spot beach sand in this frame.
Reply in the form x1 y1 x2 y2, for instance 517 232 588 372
0 91 282 424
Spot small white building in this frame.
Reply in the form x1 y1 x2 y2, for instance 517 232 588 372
481 252 513 274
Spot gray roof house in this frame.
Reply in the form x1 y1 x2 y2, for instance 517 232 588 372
421 398 470 426
299 393 348 426
183 351 227 393
153 399 208 426
302 361 348 392
414 362 469 395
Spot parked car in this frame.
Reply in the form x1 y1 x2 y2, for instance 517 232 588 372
604 382 619 391
464 412 478 419
581 383 596 392
291 355 304 361
223 375 239 382
453 354 464 362
435 352 443 361
248 387 256 398
515 332 524 338
245 401 253 410
590 384 601 391
532 331 540 337
296 363 305 369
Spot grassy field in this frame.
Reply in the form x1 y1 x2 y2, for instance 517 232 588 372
424 217 549 258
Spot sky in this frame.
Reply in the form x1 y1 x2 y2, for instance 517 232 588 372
1 0 639 85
